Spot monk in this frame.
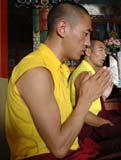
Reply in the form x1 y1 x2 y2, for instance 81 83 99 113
5 2 111 160
70 40 121 155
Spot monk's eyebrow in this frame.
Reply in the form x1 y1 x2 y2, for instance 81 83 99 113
95 47 107 51
99 47 106 49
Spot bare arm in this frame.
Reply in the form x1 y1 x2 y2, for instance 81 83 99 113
85 111 113 127
16 66 111 158
16 67 91 158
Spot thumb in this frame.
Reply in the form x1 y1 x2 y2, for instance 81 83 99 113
83 72 92 81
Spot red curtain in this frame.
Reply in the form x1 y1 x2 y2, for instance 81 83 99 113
0 0 8 78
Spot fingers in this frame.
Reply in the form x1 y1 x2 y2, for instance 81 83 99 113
93 67 112 91
110 82 114 88
76 71 92 82
107 120 114 126
94 67 111 82
75 67 113 104
74 71 92 88
102 79 114 95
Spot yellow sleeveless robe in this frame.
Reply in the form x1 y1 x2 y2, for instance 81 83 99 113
69 60 102 115
5 44 79 160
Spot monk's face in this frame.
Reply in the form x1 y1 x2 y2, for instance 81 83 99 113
62 14 92 61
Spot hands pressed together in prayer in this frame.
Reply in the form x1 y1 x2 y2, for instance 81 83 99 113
75 67 112 105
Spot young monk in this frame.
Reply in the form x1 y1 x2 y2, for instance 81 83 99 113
70 40 121 155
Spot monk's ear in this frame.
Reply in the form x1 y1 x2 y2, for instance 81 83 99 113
85 47 91 57
56 20 69 38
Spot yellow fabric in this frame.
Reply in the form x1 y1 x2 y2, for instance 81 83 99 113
69 60 101 115
5 44 79 160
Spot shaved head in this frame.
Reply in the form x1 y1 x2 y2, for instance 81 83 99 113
90 40 104 51
47 2 90 35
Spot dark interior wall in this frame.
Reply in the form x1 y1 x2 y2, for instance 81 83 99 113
79 0 121 5
8 1 33 77
8 0 121 77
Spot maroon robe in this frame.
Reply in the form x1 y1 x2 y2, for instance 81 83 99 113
24 137 100 160
78 98 121 155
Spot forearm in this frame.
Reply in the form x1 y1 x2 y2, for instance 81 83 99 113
34 95 91 158
55 97 91 156
85 111 110 127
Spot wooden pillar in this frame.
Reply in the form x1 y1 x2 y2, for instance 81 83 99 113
0 0 8 78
